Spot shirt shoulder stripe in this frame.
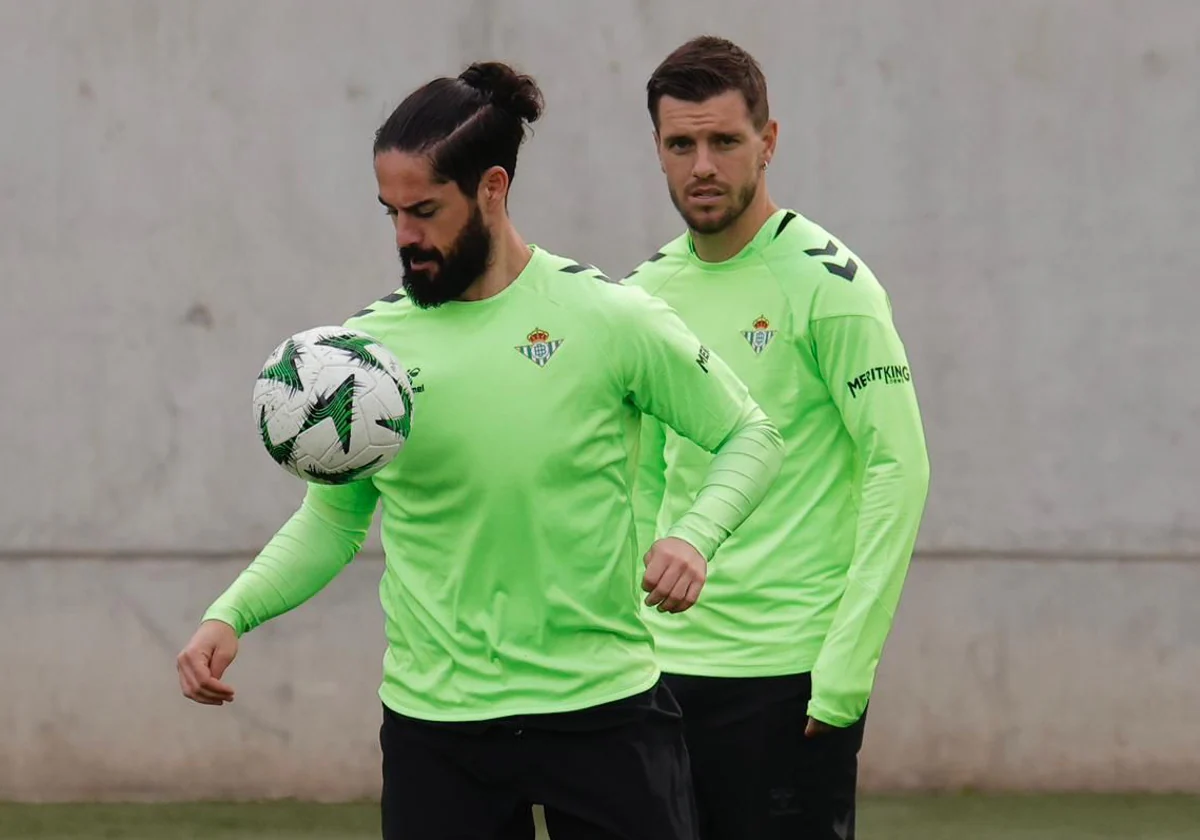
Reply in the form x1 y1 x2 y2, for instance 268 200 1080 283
773 211 798 238
345 289 407 323
558 262 614 283
624 250 668 281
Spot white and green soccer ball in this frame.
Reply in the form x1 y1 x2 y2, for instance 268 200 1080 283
253 326 414 485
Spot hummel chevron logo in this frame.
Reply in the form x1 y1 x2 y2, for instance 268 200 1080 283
804 240 857 281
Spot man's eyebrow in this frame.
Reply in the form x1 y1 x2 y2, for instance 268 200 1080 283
378 195 437 213
663 129 745 143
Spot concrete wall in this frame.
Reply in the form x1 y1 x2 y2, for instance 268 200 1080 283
2 0 1198 798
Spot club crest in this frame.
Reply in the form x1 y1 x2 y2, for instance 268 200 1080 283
742 315 776 355
516 327 563 367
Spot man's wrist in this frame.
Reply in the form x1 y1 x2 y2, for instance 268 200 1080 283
200 610 244 638
663 520 716 562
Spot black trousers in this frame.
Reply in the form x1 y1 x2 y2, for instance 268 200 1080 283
663 672 867 840
379 679 699 840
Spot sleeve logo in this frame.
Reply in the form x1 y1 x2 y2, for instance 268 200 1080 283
847 364 910 399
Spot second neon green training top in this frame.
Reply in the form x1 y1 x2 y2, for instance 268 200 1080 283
627 210 930 727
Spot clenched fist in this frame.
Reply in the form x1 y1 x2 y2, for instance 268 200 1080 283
177 619 239 706
641 537 707 613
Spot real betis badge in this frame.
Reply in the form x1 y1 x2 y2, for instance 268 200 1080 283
742 315 776 355
516 327 563 367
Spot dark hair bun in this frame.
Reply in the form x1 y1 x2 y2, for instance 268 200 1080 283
459 61 544 124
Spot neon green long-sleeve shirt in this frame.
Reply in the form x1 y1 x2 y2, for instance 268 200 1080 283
626 210 930 727
202 246 783 723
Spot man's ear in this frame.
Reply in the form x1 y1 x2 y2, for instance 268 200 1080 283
760 119 779 168
653 130 666 173
478 165 510 207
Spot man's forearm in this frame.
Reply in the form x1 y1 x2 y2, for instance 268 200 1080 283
203 489 375 635
809 447 930 726
665 406 784 560
632 415 669 556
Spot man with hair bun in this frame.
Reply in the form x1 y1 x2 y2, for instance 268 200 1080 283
176 61 783 840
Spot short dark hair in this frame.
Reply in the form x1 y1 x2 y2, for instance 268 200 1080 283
646 36 769 130
374 61 544 196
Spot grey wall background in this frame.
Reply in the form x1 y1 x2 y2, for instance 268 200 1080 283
2 0 1197 799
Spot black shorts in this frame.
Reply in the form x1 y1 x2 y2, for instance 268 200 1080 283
663 672 867 840
379 679 699 840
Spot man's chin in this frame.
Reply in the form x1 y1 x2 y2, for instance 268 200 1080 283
684 210 735 235
401 275 451 309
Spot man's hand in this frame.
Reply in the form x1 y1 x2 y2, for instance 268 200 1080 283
804 717 837 738
177 619 239 706
642 537 707 613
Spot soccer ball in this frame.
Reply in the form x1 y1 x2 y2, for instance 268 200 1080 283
253 326 414 485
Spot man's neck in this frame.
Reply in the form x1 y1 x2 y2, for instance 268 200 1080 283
461 222 531 302
691 189 779 264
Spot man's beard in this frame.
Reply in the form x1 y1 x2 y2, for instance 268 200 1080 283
671 175 759 235
399 205 492 309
